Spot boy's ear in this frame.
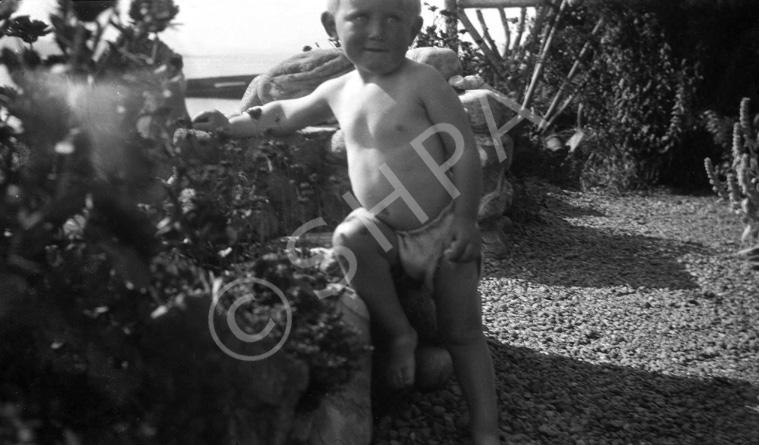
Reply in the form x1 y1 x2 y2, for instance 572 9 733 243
321 12 338 40
410 16 423 42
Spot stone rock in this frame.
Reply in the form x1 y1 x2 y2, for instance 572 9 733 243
306 288 372 445
477 133 514 222
406 47 463 80
459 89 511 133
544 134 565 152
476 131 514 260
481 216 513 260
449 74 485 90
240 75 263 109
240 48 354 109
479 172 514 223
477 132 514 174
326 128 347 162
143 295 311 445
415 346 453 392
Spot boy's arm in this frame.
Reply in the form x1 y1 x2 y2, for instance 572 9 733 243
418 66 484 262
419 67 482 219
192 78 339 138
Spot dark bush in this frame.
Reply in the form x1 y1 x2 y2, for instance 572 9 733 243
537 0 759 190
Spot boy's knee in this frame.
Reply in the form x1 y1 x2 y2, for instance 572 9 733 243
332 217 371 251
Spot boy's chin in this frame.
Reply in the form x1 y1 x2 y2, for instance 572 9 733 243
355 58 406 76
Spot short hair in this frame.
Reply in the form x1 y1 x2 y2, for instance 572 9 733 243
326 0 422 17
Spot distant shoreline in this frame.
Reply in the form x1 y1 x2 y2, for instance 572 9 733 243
185 74 257 99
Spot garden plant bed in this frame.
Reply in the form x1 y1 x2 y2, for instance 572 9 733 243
372 178 759 445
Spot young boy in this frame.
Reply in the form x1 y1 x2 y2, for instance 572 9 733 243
193 0 500 442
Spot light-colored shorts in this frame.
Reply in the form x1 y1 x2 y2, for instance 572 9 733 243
343 202 466 292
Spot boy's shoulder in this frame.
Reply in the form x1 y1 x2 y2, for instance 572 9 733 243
318 70 352 90
398 58 453 96
307 70 353 102
403 58 447 80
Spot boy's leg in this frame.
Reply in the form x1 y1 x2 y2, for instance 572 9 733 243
434 260 500 445
332 215 418 388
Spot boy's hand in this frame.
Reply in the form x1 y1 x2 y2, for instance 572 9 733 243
444 216 482 263
192 110 230 134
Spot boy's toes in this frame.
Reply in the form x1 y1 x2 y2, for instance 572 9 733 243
387 364 415 388
385 330 418 388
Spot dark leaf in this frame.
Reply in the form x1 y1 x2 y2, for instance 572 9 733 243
71 0 116 22
95 238 152 291
5 15 51 44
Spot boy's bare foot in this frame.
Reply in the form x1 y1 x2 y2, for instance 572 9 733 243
385 329 418 388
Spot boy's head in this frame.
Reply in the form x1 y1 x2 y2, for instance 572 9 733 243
325 0 421 17
322 0 424 76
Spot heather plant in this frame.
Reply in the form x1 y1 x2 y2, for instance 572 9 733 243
705 98 759 256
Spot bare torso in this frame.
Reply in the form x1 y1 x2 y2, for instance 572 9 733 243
329 61 453 230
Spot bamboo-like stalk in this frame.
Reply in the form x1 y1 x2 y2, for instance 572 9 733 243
476 9 502 61
515 1 549 96
498 8 511 57
512 7 527 50
532 0 560 59
457 9 508 80
542 74 590 131
522 0 568 109
539 18 604 131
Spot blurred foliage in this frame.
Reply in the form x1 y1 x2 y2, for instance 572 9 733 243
4 15 50 45
0 0 364 443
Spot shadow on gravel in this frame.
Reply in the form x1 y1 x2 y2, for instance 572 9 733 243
502 207 708 291
490 341 759 444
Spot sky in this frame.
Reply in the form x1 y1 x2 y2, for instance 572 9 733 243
10 0 523 78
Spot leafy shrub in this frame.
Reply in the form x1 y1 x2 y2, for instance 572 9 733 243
543 0 759 190
414 3 486 77
416 1 759 191
535 2 697 189
0 0 364 442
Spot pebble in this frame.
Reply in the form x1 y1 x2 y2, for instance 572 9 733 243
371 180 759 445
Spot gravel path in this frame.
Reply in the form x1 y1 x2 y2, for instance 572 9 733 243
371 178 759 445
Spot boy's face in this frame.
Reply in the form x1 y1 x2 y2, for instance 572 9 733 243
322 0 423 76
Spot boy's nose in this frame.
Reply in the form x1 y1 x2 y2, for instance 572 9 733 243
367 19 386 41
